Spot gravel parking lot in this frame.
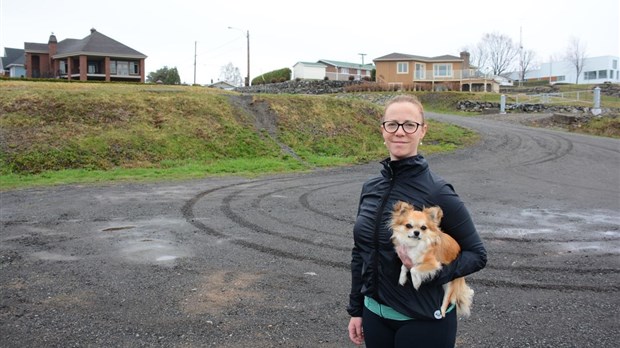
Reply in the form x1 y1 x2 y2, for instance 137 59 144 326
1 112 619 347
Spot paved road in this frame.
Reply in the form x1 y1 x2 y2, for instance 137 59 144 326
1 113 619 347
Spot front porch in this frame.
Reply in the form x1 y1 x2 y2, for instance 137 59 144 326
56 55 145 82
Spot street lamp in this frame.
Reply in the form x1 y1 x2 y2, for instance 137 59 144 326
228 26 250 86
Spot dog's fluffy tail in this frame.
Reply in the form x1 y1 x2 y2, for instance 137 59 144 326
453 278 474 318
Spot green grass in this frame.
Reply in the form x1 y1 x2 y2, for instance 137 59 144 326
0 81 479 190
0 157 309 189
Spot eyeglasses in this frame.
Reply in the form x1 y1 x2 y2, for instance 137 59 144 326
382 121 423 134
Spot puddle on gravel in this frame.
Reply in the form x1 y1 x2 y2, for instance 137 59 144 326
156 255 178 261
119 239 191 264
484 208 620 254
488 209 619 235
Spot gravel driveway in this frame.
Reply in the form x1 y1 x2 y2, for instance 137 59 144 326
1 112 619 347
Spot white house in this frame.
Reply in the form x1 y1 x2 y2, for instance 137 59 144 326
1 47 26 78
207 81 236 90
510 55 619 85
293 62 327 80
318 59 374 81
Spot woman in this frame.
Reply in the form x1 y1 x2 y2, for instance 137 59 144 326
347 95 487 347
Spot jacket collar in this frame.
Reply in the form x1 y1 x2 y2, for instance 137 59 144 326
380 155 428 179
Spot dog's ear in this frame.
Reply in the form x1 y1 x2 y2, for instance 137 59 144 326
424 206 443 225
393 201 412 215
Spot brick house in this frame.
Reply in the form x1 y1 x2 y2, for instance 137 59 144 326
373 52 498 92
24 28 147 82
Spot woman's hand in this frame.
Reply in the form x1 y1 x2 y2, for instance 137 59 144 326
348 317 364 345
396 245 414 269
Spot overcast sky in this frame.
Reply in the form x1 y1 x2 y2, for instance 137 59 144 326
1 0 618 85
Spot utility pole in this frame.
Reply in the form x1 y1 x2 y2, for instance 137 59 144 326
519 26 523 87
228 27 250 86
358 53 366 80
193 41 197 85
246 30 250 86
358 53 366 65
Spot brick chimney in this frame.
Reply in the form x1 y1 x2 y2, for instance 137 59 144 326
460 51 470 71
48 32 57 56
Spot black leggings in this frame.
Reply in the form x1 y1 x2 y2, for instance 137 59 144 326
362 306 457 348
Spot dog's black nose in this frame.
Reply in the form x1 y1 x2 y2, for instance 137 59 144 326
414 231 420 237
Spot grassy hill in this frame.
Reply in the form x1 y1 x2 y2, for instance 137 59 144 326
0 81 477 190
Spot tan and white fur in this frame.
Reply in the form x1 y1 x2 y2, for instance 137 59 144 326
390 201 474 318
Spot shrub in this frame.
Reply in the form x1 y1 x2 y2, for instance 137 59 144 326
252 68 291 85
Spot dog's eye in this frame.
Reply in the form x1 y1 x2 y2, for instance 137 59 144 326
421 225 427 231
405 223 413 229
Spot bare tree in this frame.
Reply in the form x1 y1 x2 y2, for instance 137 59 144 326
478 32 519 76
565 37 587 84
518 49 536 82
219 62 243 86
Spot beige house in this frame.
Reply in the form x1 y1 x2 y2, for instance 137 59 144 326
374 52 498 92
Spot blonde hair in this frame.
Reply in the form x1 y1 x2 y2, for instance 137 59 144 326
383 95 425 123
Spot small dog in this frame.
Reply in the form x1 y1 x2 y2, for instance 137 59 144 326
390 201 473 318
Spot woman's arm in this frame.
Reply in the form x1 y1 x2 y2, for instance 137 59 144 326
432 184 487 283
347 244 364 317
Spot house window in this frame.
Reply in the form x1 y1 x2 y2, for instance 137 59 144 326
415 63 425 79
88 63 97 74
584 71 597 80
117 61 129 76
110 60 137 75
433 64 452 77
556 75 565 82
59 61 66 74
397 62 408 74
341 68 349 75
613 60 618 69
598 70 607 79
130 61 139 75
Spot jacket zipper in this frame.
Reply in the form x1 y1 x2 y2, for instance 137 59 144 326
372 164 395 298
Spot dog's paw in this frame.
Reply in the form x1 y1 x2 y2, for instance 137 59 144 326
411 273 422 290
399 274 408 286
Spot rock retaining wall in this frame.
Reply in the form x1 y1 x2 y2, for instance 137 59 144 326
234 80 363 94
456 100 602 113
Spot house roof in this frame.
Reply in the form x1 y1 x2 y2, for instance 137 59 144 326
317 59 375 70
25 29 147 59
208 81 236 89
374 52 462 62
1 47 25 67
294 61 327 68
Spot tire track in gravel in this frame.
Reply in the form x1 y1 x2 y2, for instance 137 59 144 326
181 178 351 269
511 131 573 167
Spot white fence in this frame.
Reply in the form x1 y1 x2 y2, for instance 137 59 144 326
507 90 594 105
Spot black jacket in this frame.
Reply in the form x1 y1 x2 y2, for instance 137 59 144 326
347 155 487 320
